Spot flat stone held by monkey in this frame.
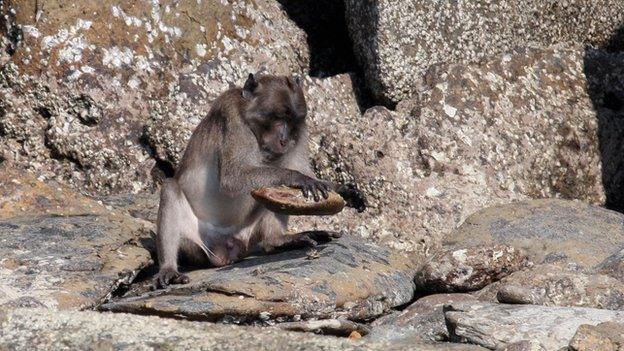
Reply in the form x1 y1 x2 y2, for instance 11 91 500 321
154 73 367 289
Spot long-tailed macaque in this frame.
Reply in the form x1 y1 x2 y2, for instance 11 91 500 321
154 73 366 288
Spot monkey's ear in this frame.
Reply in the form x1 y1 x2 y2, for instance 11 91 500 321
294 75 303 87
243 73 258 99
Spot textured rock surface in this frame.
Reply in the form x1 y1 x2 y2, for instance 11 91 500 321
0 308 489 351
476 264 624 310
101 234 419 321
414 246 528 293
0 167 152 309
445 302 624 350
369 293 476 343
569 322 624 351
296 46 624 252
0 308 416 351
447 199 624 267
344 0 624 104
0 0 308 194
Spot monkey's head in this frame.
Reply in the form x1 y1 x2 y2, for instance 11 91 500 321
242 73 307 160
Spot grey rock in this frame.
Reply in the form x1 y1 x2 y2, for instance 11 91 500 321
476 264 624 310
100 234 419 321
447 199 624 267
445 302 624 350
0 168 152 309
0 308 488 350
344 0 624 104
369 293 476 343
569 322 624 351
414 245 528 293
0 308 389 351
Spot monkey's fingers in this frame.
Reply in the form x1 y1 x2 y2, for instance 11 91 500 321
318 183 330 200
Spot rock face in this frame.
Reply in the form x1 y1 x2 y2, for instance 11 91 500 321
298 45 624 252
445 302 624 350
569 322 624 351
0 308 376 351
0 167 152 309
447 199 624 267
476 264 624 310
0 0 308 194
101 234 419 321
369 293 477 343
414 246 528 293
344 0 624 104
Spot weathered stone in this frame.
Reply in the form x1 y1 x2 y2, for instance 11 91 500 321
0 0 308 194
569 322 624 351
100 234 419 321
414 245 528 293
368 293 476 343
476 264 624 310
447 199 624 267
344 0 624 104
445 302 624 350
0 167 152 309
0 308 399 351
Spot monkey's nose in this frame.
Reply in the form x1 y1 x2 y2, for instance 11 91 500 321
279 139 288 147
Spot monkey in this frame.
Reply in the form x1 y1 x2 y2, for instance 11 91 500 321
153 73 366 289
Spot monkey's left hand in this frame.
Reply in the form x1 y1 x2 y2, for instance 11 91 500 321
337 183 367 213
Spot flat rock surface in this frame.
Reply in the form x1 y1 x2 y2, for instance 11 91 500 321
101 234 419 321
0 167 152 309
0 308 485 351
445 302 624 350
414 245 528 293
569 322 624 351
476 264 624 310
447 199 624 267
369 293 477 343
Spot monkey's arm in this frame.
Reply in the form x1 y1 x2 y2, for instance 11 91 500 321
220 165 329 201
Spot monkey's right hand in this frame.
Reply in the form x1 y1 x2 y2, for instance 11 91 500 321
289 174 329 202
337 183 367 213
152 267 190 290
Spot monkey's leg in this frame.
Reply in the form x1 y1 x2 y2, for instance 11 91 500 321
257 213 341 252
154 179 198 289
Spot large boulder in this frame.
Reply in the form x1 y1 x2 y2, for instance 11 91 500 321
0 0 308 194
344 0 624 104
100 234 419 322
0 167 152 309
299 45 624 252
447 199 624 267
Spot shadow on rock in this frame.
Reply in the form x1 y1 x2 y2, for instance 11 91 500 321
584 25 624 212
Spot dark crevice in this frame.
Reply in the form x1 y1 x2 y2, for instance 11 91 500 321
584 24 624 212
276 0 375 111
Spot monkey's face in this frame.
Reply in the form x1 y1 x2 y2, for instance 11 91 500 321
245 75 307 160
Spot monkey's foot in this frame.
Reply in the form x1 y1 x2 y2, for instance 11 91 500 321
270 230 343 252
152 267 190 290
